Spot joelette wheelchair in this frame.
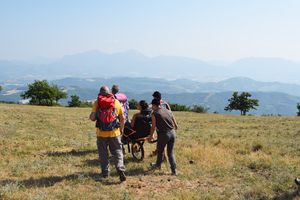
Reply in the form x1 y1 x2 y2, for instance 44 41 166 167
121 122 156 161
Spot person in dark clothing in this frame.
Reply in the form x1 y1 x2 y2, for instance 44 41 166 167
148 98 178 175
121 100 151 144
152 91 171 110
130 100 152 139
151 91 171 157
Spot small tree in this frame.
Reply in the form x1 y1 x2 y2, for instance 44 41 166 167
297 103 300 116
225 92 259 115
169 103 190 111
52 85 67 104
129 99 138 109
0 85 2 92
68 95 81 107
190 105 209 113
21 80 67 106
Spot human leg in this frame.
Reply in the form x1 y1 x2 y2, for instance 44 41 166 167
108 136 126 181
155 133 168 168
166 131 177 175
96 137 109 177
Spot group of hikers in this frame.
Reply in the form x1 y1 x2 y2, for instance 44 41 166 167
89 85 300 186
89 85 178 182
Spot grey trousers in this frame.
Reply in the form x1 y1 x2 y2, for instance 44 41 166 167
96 136 125 176
156 130 176 172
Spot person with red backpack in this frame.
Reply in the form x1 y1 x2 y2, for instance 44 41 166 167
112 85 129 121
89 86 126 182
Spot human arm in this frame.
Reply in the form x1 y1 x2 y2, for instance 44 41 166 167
166 102 171 111
130 114 137 128
116 100 125 134
172 114 178 130
119 113 125 134
89 112 96 121
148 114 156 141
89 101 98 121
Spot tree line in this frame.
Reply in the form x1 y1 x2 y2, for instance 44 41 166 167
1 80 300 116
129 99 209 113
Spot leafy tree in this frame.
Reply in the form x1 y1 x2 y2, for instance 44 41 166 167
190 105 209 113
297 103 300 116
0 85 2 92
129 99 138 109
169 103 209 113
225 92 259 115
68 95 81 107
20 80 67 106
52 85 67 103
169 103 190 111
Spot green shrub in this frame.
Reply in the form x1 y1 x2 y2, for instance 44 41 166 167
190 105 209 113
68 95 81 107
169 103 190 111
129 99 138 109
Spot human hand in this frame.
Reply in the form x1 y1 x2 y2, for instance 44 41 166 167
174 124 178 130
147 135 154 142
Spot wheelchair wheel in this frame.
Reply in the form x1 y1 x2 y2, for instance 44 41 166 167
131 141 144 161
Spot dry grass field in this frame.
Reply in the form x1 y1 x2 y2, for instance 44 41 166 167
0 103 299 200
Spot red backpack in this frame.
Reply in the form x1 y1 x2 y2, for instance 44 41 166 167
96 94 119 131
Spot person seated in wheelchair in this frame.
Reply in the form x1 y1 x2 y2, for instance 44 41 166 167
123 100 151 142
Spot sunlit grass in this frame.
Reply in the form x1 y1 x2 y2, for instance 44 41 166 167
0 103 299 199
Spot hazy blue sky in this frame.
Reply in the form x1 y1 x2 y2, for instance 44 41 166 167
1 0 300 61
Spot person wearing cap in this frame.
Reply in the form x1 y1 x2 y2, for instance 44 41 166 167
152 91 171 110
148 98 178 175
89 86 126 182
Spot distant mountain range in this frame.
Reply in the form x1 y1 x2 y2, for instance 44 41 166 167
1 76 300 116
1 50 299 115
1 50 300 83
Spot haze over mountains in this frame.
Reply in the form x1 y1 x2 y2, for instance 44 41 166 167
0 50 300 115
1 50 300 83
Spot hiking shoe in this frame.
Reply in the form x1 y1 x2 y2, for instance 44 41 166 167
101 173 109 179
171 169 177 176
100 170 109 178
95 173 108 182
295 178 300 186
102 175 108 178
118 170 126 182
150 163 161 170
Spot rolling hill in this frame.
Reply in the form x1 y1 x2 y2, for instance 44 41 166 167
1 77 300 115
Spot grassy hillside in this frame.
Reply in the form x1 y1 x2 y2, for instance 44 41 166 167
0 103 299 200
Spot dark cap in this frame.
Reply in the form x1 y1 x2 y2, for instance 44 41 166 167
152 91 161 100
151 98 160 106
